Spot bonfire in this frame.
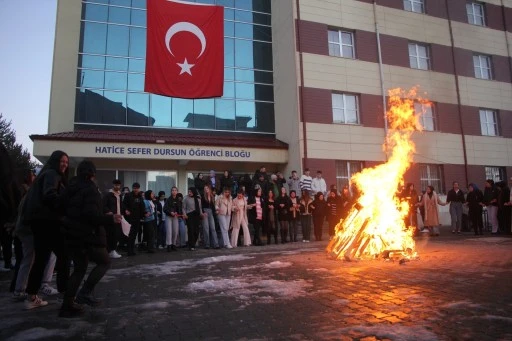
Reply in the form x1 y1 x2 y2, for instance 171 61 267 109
327 88 428 261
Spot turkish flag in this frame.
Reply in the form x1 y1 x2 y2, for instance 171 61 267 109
145 0 224 99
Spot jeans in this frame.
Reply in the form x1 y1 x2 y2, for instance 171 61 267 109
449 202 463 232
289 219 298 242
252 219 263 245
127 220 141 254
165 216 179 246
301 215 312 241
157 220 166 247
26 221 69 295
65 245 111 299
178 218 187 246
217 214 231 247
10 237 23 292
202 208 219 248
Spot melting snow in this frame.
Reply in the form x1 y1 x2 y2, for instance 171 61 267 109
320 325 439 341
440 300 481 309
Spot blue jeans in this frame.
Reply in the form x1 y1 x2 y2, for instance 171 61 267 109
178 218 187 246
202 208 219 248
449 202 463 232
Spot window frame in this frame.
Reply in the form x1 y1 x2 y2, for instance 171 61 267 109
419 164 444 194
331 93 360 125
466 2 486 26
335 160 364 193
403 0 425 13
473 54 493 80
485 166 506 183
414 102 436 131
408 42 430 70
328 29 355 59
479 109 499 136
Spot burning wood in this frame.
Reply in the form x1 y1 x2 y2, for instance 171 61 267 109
327 88 426 261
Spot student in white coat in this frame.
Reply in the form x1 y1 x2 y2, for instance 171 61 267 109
230 189 252 247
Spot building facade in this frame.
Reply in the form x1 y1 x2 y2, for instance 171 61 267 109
32 0 512 194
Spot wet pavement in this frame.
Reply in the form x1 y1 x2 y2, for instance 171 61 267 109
1 226 511 341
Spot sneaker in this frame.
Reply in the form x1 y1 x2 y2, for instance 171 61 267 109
158 245 164 249
225 245 233 249
12 291 28 301
109 250 122 259
40 284 59 296
305 240 310 243
302 240 306 243
24 295 48 310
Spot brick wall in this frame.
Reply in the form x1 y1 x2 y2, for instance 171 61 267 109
296 20 328 55
436 102 462 134
303 158 337 189
301 87 333 124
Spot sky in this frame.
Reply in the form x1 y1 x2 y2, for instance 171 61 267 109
0 0 57 161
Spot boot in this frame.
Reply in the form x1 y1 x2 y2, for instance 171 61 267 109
76 284 102 307
59 297 85 318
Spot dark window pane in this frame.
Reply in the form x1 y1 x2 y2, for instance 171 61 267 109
224 38 234 66
106 57 128 71
192 99 215 129
129 27 146 57
81 22 107 54
104 71 127 90
83 3 108 21
78 69 104 88
103 90 127 124
254 101 274 133
131 9 146 26
129 58 145 72
108 6 131 25
224 8 234 20
235 69 273 84
215 99 235 130
252 0 271 13
253 12 271 25
80 54 105 69
150 94 172 127
127 92 150 126
132 0 146 9
127 73 144 91
76 89 104 123
236 82 273 101
253 41 273 70
107 25 129 56
172 98 193 128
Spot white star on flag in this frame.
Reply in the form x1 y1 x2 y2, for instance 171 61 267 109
177 58 195 75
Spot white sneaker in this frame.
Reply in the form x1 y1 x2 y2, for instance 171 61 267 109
109 250 122 259
40 284 59 296
305 240 310 243
226 245 233 249
24 295 48 310
302 240 306 243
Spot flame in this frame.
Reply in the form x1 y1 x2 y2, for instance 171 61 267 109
327 88 428 261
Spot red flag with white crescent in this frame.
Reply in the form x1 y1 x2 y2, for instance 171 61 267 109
145 0 224 99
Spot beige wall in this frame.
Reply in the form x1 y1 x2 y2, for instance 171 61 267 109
465 135 512 166
48 0 81 134
458 76 512 110
272 0 302 175
451 21 510 57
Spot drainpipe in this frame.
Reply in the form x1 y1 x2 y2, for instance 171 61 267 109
444 0 469 186
500 0 512 82
373 1 389 160
295 0 308 171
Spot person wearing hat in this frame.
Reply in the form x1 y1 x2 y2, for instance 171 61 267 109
103 179 124 259
122 182 146 255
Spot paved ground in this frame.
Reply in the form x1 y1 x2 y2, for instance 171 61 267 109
1 226 511 341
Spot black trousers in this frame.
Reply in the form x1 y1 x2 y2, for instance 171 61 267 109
26 221 70 295
279 220 289 243
313 216 324 241
470 209 483 235
252 219 263 245
106 223 121 253
143 220 156 251
187 212 201 249
65 245 111 299
498 206 511 233
267 219 278 244
127 220 141 254
0 226 13 267
10 236 23 292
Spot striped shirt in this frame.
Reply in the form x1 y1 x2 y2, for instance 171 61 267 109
255 198 263 220
299 175 313 191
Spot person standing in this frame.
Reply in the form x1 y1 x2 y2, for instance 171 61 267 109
253 173 269 199
183 187 202 251
231 189 252 247
417 186 446 236
287 170 301 194
496 181 511 234
215 187 233 248
446 181 465 234
466 183 484 235
155 191 166 249
402 183 419 232
299 190 313 242
103 179 124 259
299 169 313 196
483 179 499 234
326 189 341 240
288 190 300 242
23 150 70 310
202 185 219 249
59 160 121 317
340 185 352 220
207 170 220 194
248 186 265 246
311 171 327 197
163 187 180 252
142 190 156 253
310 192 327 241
276 187 291 243
194 173 206 197
122 182 145 256
266 190 278 245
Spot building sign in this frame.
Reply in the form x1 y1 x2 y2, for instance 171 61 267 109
94 145 252 159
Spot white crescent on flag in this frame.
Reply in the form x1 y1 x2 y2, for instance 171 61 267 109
165 21 207 59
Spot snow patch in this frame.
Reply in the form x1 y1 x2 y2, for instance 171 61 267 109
196 255 253 265
137 301 170 309
320 324 439 341
231 261 292 271
6 327 72 341
475 314 512 323
440 300 481 309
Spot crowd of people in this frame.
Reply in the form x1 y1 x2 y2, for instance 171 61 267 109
2 144 511 319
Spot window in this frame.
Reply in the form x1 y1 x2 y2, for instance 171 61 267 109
336 161 364 191
332 93 359 124
328 30 355 58
473 55 492 80
420 164 444 194
408 43 430 70
479 109 499 136
404 0 424 13
414 102 435 131
466 2 485 26
485 167 506 183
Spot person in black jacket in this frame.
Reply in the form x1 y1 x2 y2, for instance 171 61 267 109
326 189 341 239
483 179 499 234
59 160 121 318
23 150 70 310
123 182 145 256
247 186 266 246
155 191 166 249
446 181 465 234
310 192 327 241
103 179 124 259
496 181 511 234
275 187 292 243
466 183 484 235
194 173 206 197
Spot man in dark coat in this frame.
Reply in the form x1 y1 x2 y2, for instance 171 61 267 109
123 182 145 256
103 179 124 258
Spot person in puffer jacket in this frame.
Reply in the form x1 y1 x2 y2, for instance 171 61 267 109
59 160 121 318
